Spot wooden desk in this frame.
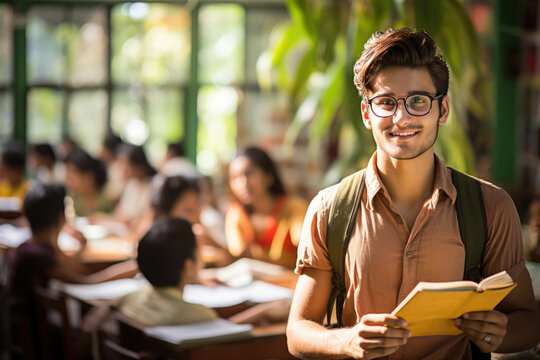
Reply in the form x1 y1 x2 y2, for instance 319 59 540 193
112 312 295 360
157 324 294 360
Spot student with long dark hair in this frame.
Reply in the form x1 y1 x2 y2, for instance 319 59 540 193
65 148 113 216
115 144 157 223
225 146 307 268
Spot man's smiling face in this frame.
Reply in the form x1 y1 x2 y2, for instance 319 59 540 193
361 66 449 162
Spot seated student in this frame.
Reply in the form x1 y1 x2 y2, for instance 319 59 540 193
198 175 227 249
226 146 308 269
114 144 156 223
98 132 125 205
159 140 199 178
0 140 30 208
7 183 138 298
28 143 64 184
117 217 290 328
140 175 230 266
117 217 217 326
64 148 114 217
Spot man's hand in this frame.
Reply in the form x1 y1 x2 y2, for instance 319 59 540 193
338 314 410 359
454 310 508 353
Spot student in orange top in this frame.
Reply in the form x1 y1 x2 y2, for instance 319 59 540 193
225 146 308 269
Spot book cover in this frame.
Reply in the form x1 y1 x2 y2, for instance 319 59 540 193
391 271 517 336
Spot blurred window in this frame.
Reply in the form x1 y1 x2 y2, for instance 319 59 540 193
5 2 288 176
0 5 12 140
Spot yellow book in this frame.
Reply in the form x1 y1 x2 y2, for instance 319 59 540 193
391 270 517 337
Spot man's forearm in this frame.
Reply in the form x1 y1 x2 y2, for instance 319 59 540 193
287 319 351 360
497 310 540 353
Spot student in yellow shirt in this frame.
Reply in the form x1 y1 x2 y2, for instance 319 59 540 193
0 140 30 208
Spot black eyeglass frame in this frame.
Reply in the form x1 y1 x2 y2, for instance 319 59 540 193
366 93 445 118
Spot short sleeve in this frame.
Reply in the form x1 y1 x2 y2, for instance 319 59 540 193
481 182 525 281
295 185 339 275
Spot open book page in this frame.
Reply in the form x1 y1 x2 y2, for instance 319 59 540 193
478 270 514 290
391 271 516 336
412 270 515 293
144 318 253 345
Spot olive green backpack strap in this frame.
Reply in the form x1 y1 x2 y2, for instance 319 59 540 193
449 167 487 283
449 167 489 360
325 169 366 328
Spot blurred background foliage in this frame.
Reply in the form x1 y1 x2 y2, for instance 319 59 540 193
260 0 491 185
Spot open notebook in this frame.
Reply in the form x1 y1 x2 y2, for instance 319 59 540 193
144 318 253 345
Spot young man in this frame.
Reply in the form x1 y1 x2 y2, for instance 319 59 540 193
287 28 540 359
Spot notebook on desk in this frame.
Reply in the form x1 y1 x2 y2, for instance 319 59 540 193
144 318 253 345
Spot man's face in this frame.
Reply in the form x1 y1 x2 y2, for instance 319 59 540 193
361 66 449 162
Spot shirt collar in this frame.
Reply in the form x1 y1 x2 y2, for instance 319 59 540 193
153 286 184 300
364 152 457 209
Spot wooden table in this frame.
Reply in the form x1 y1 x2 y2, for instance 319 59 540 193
110 311 296 360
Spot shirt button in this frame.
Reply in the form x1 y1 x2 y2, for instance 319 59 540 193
406 251 413 259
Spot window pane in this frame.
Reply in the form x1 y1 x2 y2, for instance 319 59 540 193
68 90 108 154
112 3 191 85
28 6 107 86
0 93 13 139
245 7 288 84
28 89 63 144
197 85 238 174
147 89 183 163
199 4 245 85
111 88 148 145
68 7 107 86
27 7 66 83
0 5 12 84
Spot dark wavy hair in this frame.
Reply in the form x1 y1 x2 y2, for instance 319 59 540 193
24 183 66 232
353 28 449 98
103 133 124 155
137 217 197 288
65 148 107 189
1 140 26 170
151 176 200 217
30 143 56 164
232 146 286 197
119 144 157 178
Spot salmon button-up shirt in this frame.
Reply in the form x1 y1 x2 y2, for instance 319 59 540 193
296 153 524 360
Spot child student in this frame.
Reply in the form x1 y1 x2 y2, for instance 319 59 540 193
117 217 290 327
7 183 138 297
0 140 30 208
117 217 217 326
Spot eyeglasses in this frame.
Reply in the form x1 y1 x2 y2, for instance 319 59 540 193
367 93 444 118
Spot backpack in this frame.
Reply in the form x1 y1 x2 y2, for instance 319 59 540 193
325 167 489 359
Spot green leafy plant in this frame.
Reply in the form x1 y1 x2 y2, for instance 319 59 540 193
260 0 488 185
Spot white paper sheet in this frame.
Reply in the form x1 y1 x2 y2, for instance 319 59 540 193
183 280 293 308
0 224 30 248
144 318 252 345
215 258 287 288
61 278 146 300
